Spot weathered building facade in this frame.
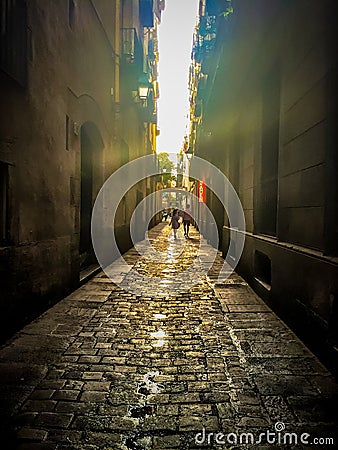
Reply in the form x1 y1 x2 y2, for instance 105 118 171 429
0 0 163 340
190 0 338 371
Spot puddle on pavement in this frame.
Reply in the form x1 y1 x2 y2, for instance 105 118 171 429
152 339 166 347
158 282 173 289
161 267 176 273
150 328 167 347
129 404 155 418
136 371 163 396
153 313 167 320
150 330 166 339
125 436 152 450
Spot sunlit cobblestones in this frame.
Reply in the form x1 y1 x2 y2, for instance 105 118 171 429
0 223 337 449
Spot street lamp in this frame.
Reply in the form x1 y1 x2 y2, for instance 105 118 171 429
138 73 152 101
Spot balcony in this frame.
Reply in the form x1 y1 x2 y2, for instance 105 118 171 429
121 28 143 70
121 28 144 92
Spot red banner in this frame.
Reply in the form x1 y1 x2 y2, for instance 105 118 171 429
198 180 206 203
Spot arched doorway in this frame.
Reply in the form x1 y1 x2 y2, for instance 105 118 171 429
79 122 104 268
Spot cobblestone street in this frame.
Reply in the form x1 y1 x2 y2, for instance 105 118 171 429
0 223 337 449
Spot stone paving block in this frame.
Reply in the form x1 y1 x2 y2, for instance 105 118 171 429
261 395 296 422
55 401 97 414
79 390 107 402
235 391 261 406
180 364 206 373
234 329 296 342
229 377 254 389
52 389 80 401
17 427 48 441
237 416 270 428
208 372 228 382
246 341 311 357
81 431 121 447
153 373 176 382
22 400 57 412
157 404 179 415
254 375 317 396
153 434 180 448
187 381 211 392
227 304 271 312
137 407 174 427
81 372 103 380
46 429 83 444
94 343 112 349
227 366 249 377
34 412 73 428
78 355 101 364
29 389 55 400
234 403 268 419
97 404 129 416
108 390 144 405
38 379 66 390
115 365 137 373
62 379 84 390
203 390 230 403
72 414 138 432
83 381 111 391
216 402 235 419
146 393 170 404
170 392 202 405
0 223 337 449
180 403 213 416
179 414 219 431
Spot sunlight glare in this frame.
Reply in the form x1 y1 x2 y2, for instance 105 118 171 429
157 0 199 160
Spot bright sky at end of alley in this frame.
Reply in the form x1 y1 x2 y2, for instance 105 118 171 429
157 0 199 161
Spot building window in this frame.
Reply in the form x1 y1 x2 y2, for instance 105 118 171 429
0 162 9 244
66 115 70 150
255 67 280 236
254 250 272 289
69 0 75 29
0 0 28 86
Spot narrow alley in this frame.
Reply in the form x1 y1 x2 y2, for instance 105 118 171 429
0 223 337 449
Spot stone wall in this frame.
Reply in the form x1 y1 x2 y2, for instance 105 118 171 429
0 0 150 341
197 0 338 371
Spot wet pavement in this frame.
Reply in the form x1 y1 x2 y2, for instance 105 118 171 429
0 223 337 449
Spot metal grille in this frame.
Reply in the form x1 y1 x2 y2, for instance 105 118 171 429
0 0 27 86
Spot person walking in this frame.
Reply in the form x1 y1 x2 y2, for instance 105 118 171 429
182 204 192 238
162 209 168 221
169 208 180 240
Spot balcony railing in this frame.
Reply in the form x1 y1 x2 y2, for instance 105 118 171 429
121 28 143 68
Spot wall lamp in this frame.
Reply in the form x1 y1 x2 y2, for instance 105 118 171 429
138 72 152 101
